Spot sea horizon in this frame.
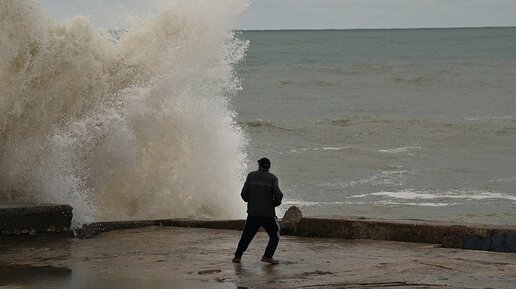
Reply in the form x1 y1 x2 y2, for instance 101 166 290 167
239 25 516 32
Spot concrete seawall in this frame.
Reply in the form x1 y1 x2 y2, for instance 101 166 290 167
76 219 246 239
0 203 73 240
2 204 515 253
75 208 516 253
292 216 516 253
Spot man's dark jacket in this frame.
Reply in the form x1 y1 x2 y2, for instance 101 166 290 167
241 168 283 217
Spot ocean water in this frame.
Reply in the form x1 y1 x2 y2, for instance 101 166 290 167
235 28 516 225
1 1 515 227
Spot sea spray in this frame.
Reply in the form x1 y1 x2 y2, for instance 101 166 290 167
0 0 250 226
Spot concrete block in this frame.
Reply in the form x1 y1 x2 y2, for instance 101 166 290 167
0 203 72 238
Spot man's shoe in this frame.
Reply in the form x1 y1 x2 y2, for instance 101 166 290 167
232 257 241 263
261 256 279 265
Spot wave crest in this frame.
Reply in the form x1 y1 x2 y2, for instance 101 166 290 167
0 0 250 226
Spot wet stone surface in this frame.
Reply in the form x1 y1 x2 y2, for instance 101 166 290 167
0 226 515 288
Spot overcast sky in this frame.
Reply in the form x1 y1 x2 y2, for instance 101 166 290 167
41 0 516 30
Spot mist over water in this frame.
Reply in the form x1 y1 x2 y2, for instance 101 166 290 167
0 0 249 226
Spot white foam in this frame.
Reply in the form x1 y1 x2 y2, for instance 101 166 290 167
282 200 322 206
321 146 351 151
376 201 459 207
319 170 413 188
464 116 514 121
371 191 436 200
489 176 516 183
300 146 351 152
364 190 516 202
282 200 363 206
378 146 422 154
282 199 458 207
0 0 250 226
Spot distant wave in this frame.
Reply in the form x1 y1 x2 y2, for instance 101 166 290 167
314 116 514 147
277 79 339 87
376 201 459 207
318 170 413 188
330 119 352 126
319 146 350 151
289 146 351 153
282 200 364 206
488 176 516 183
238 119 292 131
378 146 422 154
281 199 457 207
464 116 514 121
352 190 516 202
392 76 434 85
314 80 340 87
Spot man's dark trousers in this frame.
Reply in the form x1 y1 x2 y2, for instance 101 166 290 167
235 215 280 258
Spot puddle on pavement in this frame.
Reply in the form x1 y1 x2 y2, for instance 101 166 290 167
0 265 247 289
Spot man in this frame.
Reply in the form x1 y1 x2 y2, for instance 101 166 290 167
233 157 283 265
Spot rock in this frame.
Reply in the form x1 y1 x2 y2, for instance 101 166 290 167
281 206 303 234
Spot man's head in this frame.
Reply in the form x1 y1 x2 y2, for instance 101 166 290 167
257 157 271 170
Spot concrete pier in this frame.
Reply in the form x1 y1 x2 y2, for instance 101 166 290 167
1 204 515 288
291 215 516 253
1 226 515 289
76 219 245 239
0 203 72 239
2 204 515 253
74 207 516 253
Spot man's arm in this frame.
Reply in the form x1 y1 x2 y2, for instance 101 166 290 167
272 176 283 207
241 176 249 202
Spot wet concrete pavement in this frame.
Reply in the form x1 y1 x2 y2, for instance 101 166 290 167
1 226 515 289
